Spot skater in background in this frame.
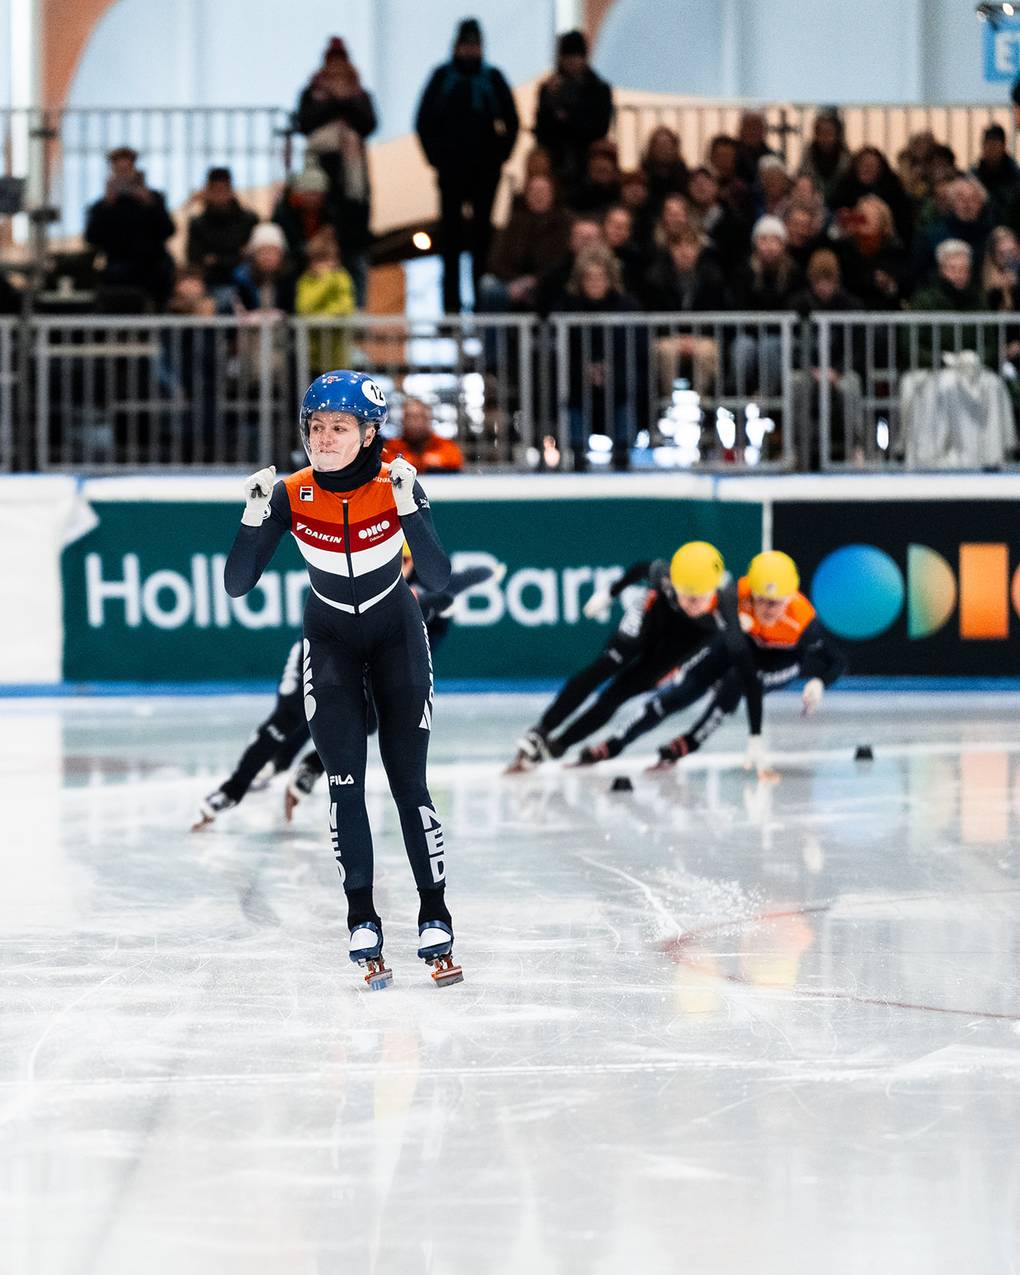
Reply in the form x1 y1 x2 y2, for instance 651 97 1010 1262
223 369 461 988
582 550 846 775
285 551 504 818
507 542 761 771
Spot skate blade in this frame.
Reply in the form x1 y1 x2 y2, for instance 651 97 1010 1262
429 955 463 987
362 959 393 991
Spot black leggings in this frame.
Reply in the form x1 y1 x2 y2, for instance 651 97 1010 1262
303 586 448 930
220 641 310 803
538 633 639 738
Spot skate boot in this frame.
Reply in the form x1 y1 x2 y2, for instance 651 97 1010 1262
349 921 393 990
191 788 236 831
573 738 621 767
417 921 463 987
505 728 550 774
248 761 276 793
649 734 695 772
284 755 323 822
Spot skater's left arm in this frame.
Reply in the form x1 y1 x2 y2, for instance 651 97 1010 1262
388 457 451 591
799 621 847 688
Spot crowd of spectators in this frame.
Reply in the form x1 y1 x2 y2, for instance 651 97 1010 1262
8 19 1020 469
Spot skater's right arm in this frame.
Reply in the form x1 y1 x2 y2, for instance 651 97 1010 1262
223 469 289 597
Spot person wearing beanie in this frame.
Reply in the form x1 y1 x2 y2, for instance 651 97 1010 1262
232 222 296 313
730 212 800 398
415 17 519 312
535 28 614 204
295 35 377 305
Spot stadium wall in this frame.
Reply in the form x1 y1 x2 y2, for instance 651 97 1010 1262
4 473 1020 689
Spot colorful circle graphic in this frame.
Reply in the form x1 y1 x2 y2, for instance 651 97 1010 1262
811 545 904 640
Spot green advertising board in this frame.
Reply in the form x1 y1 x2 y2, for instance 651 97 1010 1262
62 482 762 682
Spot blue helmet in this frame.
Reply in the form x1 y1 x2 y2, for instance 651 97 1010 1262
298 370 388 449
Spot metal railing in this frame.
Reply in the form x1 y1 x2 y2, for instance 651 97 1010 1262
0 319 14 471
1 107 295 243
8 310 1020 474
814 312 1020 471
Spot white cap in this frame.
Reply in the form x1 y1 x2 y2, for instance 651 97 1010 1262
247 222 286 253
752 214 788 244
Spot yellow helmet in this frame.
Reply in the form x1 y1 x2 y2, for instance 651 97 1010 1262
747 550 799 599
670 541 725 596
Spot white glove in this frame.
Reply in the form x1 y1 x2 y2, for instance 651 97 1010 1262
743 735 766 774
389 456 419 516
583 589 613 622
242 465 276 527
802 678 825 717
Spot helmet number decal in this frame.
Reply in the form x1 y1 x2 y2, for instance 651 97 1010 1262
362 379 386 407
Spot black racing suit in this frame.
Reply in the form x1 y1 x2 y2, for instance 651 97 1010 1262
545 572 761 759
223 444 452 933
609 615 846 760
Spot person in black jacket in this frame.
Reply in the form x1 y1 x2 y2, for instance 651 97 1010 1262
416 18 519 313
84 147 175 309
186 167 258 306
643 227 729 396
534 29 613 203
295 37 377 305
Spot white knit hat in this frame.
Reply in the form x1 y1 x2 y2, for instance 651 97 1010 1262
247 222 286 253
751 214 788 244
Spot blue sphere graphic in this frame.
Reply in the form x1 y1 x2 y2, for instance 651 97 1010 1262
811 545 904 640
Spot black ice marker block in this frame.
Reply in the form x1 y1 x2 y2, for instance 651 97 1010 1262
854 745 874 761
610 776 634 792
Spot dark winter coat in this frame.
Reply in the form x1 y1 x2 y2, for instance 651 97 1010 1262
186 200 259 287
85 189 176 304
836 237 911 309
641 250 729 314
416 59 519 175
487 204 573 281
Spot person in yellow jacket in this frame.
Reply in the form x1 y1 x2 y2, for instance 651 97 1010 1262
296 231 357 374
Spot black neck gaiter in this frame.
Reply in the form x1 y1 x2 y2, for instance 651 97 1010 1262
312 434 384 493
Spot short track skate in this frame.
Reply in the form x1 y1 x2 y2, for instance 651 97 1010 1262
418 922 463 987
349 922 393 991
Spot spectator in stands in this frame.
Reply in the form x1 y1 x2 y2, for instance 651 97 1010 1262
167 266 216 318
272 159 336 272
830 146 914 249
186 167 258 309
296 229 357 375
835 194 909 310
555 246 639 471
798 110 851 205
897 130 940 209
640 126 689 214
534 30 613 201
735 111 778 183
731 215 800 395
708 134 751 220
909 239 986 367
478 172 572 312
643 227 729 395
0 270 22 314
983 225 1020 312
755 155 793 219
416 18 519 313
383 397 464 472
571 139 622 216
233 223 296 314
619 168 653 247
913 175 995 285
164 267 217 454
789 249 864 466
84 146 175 309
784 202 826 276
972 125 1020 222
651 192 692 252
686 166 750 270
535 214 604 314
295 36 377 305
603 204 645 298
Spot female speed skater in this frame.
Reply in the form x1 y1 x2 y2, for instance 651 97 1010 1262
580 551 847 775
507 541 762 771
223 369 462 989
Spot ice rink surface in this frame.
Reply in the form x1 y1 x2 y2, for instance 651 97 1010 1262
1 689 1019 1275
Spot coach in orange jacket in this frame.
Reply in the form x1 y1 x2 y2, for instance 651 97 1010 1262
382 398 464 472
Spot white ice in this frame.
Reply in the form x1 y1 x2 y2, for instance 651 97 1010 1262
1 691 1019 1274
